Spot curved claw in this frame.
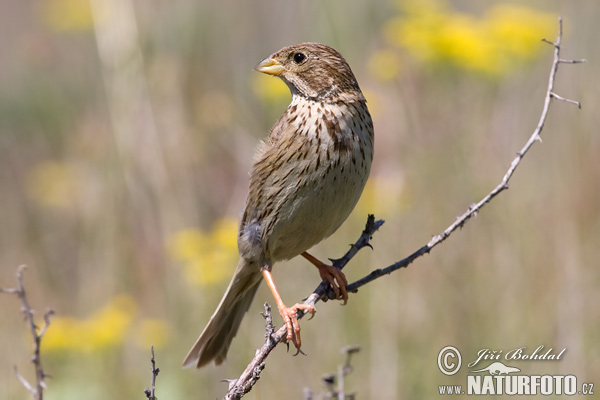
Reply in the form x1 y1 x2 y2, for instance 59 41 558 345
278 303 315 353
294 348 307 357
319 264 349 304
302 252 349 304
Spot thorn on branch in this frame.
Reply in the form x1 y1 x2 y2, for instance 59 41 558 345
341 345 361 376
303 346 361 400
39 309 55 338
223 379 238 391
144 345 159 400
541 38 559 48
559 58 586 64
468 205 479 218
2 266 51 400
322 373 335 389
550 92 582 108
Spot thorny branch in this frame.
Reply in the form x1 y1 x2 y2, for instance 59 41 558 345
144 345 160 400
303 345 361 400
344 17 584 291
224 17 583 399
0 265 54 400
223 218 382 400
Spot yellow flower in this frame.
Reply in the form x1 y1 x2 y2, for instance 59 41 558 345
26 161 82 208
169 229 208 261
384 0 446 62
487 4 556 60
354 175 408 218
251 73 289 103
40 0 95 32
384 0 554 77
439 15 500 75
132 319 169 349
44 296 136 352
368 49 403 82
168 218 238 286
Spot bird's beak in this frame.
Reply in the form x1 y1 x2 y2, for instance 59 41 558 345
254 56 284 75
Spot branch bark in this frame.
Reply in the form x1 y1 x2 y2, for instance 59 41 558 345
223 17 583 399
143 345 160 400
1 265 54 400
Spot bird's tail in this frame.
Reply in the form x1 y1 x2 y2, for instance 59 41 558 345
182 258 262 368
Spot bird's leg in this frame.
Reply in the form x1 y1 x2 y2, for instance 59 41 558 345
261 268 315 354
302 251 348 304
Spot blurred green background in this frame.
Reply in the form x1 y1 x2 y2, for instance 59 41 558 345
1 0 598 399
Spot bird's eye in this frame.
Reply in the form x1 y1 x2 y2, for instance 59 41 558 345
293 52 306 64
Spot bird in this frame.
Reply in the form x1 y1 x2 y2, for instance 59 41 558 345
183 42 374 368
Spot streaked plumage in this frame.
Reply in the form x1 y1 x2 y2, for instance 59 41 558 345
183 43 374 368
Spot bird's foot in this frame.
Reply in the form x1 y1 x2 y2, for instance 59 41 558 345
318 263 349 304
278 303 315 355
302 252 348 304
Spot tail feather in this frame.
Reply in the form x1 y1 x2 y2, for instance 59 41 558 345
183 258 262 368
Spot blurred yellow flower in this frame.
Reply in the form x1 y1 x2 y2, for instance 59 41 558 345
487 4 557 59
40 0 95 32
251 73 290 103
132 319 169 349
368 49 403 81
354 174 408 218
168 218 239 286
384 0 554 76
26 161 82 208
44 295 136 352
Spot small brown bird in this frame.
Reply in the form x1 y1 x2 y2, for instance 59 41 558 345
183 43 374 368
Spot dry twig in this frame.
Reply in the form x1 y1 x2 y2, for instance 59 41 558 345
223 17 583 399
1 265 54 400
223 217 382 400
144 345 160 400
303 346 361 400
343 17 584 292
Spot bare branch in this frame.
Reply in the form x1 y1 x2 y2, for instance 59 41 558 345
1 266 52 400
550 92 581 108
144 345 160 400
558 58 586 64
14 366 36 395
223 217 382 400
223 17 582 399
302 346 361 400
38 309 55 339
345 16 583 292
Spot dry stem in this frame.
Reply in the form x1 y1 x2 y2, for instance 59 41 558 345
0 265 54 400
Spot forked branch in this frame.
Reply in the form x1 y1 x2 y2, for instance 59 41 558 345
1 265 54 400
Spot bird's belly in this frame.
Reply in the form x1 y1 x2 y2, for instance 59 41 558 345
267 152 369 261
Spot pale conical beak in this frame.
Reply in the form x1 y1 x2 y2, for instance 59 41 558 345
254 57 284 75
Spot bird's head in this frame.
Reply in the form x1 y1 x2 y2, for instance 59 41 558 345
254 43 365 103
